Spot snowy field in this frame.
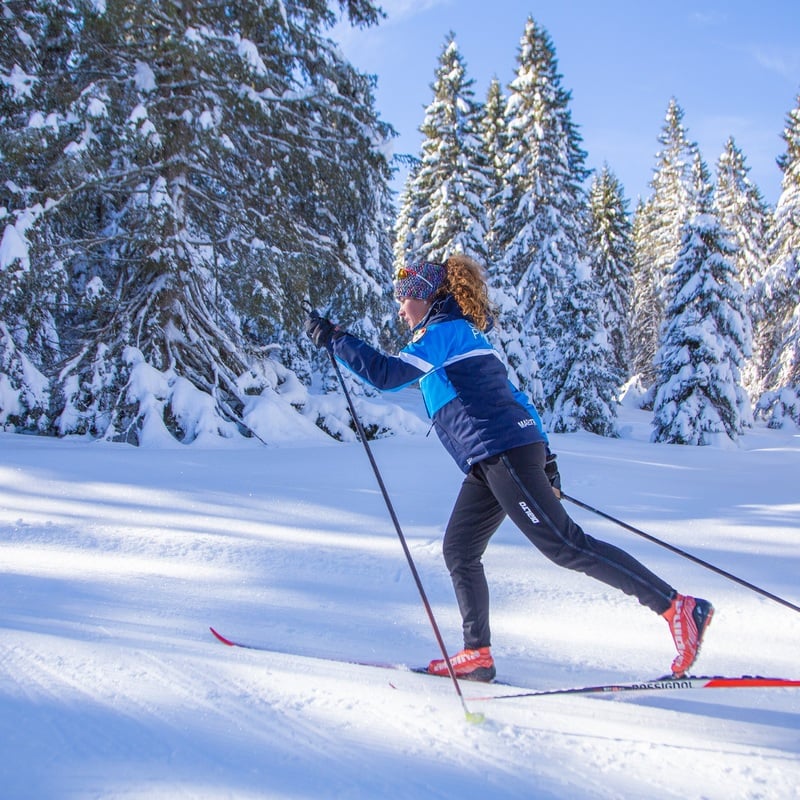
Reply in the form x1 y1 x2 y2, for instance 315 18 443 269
1 394 799 799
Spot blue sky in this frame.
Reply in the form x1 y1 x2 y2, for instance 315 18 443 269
332 1 800 207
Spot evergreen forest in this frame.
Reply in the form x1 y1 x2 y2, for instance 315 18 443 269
2 2 799 446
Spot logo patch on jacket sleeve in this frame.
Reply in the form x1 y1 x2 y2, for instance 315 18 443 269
411 326 427 343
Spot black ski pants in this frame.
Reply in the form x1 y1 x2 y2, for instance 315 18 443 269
443 442 675 649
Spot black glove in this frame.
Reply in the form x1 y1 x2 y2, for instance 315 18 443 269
305 313 342 349
544 448 562 497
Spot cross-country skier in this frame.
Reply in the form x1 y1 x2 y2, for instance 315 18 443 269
305 255 713 682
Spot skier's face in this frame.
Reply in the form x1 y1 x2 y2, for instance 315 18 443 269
398 297 431 329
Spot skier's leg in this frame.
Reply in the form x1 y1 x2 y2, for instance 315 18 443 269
442 470 507 648
486 443 675 614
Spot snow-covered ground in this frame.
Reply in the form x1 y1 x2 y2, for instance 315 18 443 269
2 394 799 799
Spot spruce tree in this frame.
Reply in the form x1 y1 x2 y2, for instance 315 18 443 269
651 154 752 444
477 76 533 390
493 18 593 420
548 259 621 436
392 159 424 270
393 33 490 267
631 99 698 388
2 0 395 442
587 165 634 379
480 77 507 263
0 0 82 429
714 136 772 398
755 94 800 427
715 137 772 292
629 199 660 401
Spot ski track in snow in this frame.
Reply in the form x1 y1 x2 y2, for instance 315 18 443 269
1 408 799 799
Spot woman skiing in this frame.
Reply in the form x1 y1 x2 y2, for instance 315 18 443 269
305 254 713 682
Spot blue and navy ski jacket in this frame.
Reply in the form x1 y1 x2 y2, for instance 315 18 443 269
331 294 548 473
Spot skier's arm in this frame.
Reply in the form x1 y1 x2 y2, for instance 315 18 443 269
330 332 427 391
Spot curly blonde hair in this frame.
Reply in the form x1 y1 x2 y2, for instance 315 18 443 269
435 254 494 331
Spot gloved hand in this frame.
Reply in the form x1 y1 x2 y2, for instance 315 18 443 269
544 448 562 498
305 313 342 349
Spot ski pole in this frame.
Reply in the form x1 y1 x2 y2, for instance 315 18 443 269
562 492 800 614
325 344 484 724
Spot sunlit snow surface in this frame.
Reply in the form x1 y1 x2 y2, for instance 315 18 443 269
2 396 798 799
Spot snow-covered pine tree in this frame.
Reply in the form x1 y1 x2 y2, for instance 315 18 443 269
715 137 772 293
547 258 622 436
0 0 82 429
587 165 634 379
755 94 800 427
392 159 425 271
631 99 698 388
480 77 507 264
714 136 772 398
494 18 593 420
476 75 532 389
2 0 396 443
651 153 752 445
628 199 660 402
393 33 490 267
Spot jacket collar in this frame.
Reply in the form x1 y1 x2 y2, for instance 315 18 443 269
417 294 464 329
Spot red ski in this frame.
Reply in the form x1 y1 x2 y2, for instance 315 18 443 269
466 674 800 701
209 627 800 699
